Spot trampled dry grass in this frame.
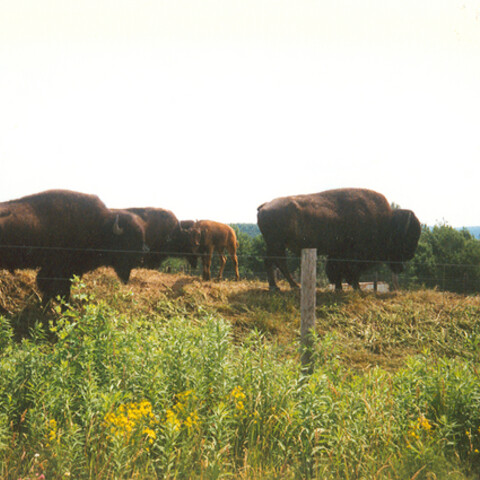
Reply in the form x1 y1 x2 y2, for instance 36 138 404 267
1 267 480 370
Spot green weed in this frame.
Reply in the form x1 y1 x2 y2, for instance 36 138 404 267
0 276 480 478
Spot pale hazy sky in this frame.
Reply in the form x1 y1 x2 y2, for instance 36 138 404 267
1 1 479 226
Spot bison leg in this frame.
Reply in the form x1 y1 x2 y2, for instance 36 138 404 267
325 260 343 291
217 253 226 280
202 249 213 281
391 273 400 290
231 253 240 281
227 244 240 281
188 254 198 269
349 279 361 290
265 246 299 290
277 257 299 289
344 268 360 290
264 255 278 290
36 267 73 305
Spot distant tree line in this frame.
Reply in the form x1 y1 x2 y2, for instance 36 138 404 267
405 225 480 293
162 223 480 294
232 223 260 238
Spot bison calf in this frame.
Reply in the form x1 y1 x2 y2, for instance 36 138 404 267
182 220 240 281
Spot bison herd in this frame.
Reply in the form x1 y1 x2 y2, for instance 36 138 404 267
0 188 421 304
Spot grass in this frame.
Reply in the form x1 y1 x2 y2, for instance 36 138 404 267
0 268 480 478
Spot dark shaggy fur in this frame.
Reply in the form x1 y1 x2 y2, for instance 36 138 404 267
0 190 146 302
257 188 421 291
126 208 201 269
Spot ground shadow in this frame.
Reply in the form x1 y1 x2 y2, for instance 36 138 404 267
227 282 400 313
3 300 58 342
169 276 203 298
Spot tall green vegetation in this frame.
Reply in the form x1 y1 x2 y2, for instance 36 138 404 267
406 225 480 293
1 284 480 479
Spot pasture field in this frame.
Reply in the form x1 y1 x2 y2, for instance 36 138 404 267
1 268 480 479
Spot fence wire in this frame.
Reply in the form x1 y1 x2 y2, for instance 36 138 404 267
0 243 479 294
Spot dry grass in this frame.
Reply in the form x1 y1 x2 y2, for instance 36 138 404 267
1 267 480 370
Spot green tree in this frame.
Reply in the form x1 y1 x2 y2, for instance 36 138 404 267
407 225 480 293
223 227 266 279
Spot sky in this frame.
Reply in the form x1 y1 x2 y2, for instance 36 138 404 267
1 0 479 227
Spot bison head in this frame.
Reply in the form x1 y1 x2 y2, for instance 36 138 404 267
387 209 421 273
103 211 146 283
171 222 201 268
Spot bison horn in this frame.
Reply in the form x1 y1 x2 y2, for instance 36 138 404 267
113 215 124 236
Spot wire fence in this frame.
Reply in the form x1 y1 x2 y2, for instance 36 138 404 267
158 251 480 294
1 244 480 294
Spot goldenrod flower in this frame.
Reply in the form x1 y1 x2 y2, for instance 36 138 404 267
184 411 199 430
407 414 433 443
418 415 431 432
230 386 246 401
143 427 157 444
165 409 181 431
45 418 58 445
230 386 247 412
104 400 158 443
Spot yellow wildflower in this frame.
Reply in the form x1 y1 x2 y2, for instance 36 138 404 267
230 386 246 401
46 418 58 444
230 386 247 412
418 415 432 432
184 411 199 430
177 390 194 400
104 400 158 443
165 409 181 431
143 427 157 444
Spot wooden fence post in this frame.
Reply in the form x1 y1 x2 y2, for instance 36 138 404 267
300 248 317 373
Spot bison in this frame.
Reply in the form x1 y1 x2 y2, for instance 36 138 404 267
125 208 201 269
0 189 146 303
181 220 240 281
257 188 421 291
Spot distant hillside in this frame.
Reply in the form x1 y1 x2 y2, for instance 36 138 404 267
465 227 480 239
231 223 260 237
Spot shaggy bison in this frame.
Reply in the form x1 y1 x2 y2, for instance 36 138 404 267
126 208 201 269
257 188 421 291
181 220 240 281
0 190 146 302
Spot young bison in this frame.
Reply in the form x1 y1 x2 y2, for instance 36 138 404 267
182 220 240 281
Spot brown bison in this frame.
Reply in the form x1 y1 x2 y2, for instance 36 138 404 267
126 208 201 269
181 220 240 281
257 188 421 291
0 190 146 302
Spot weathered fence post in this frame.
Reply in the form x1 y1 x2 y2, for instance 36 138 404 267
300 248 317 373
